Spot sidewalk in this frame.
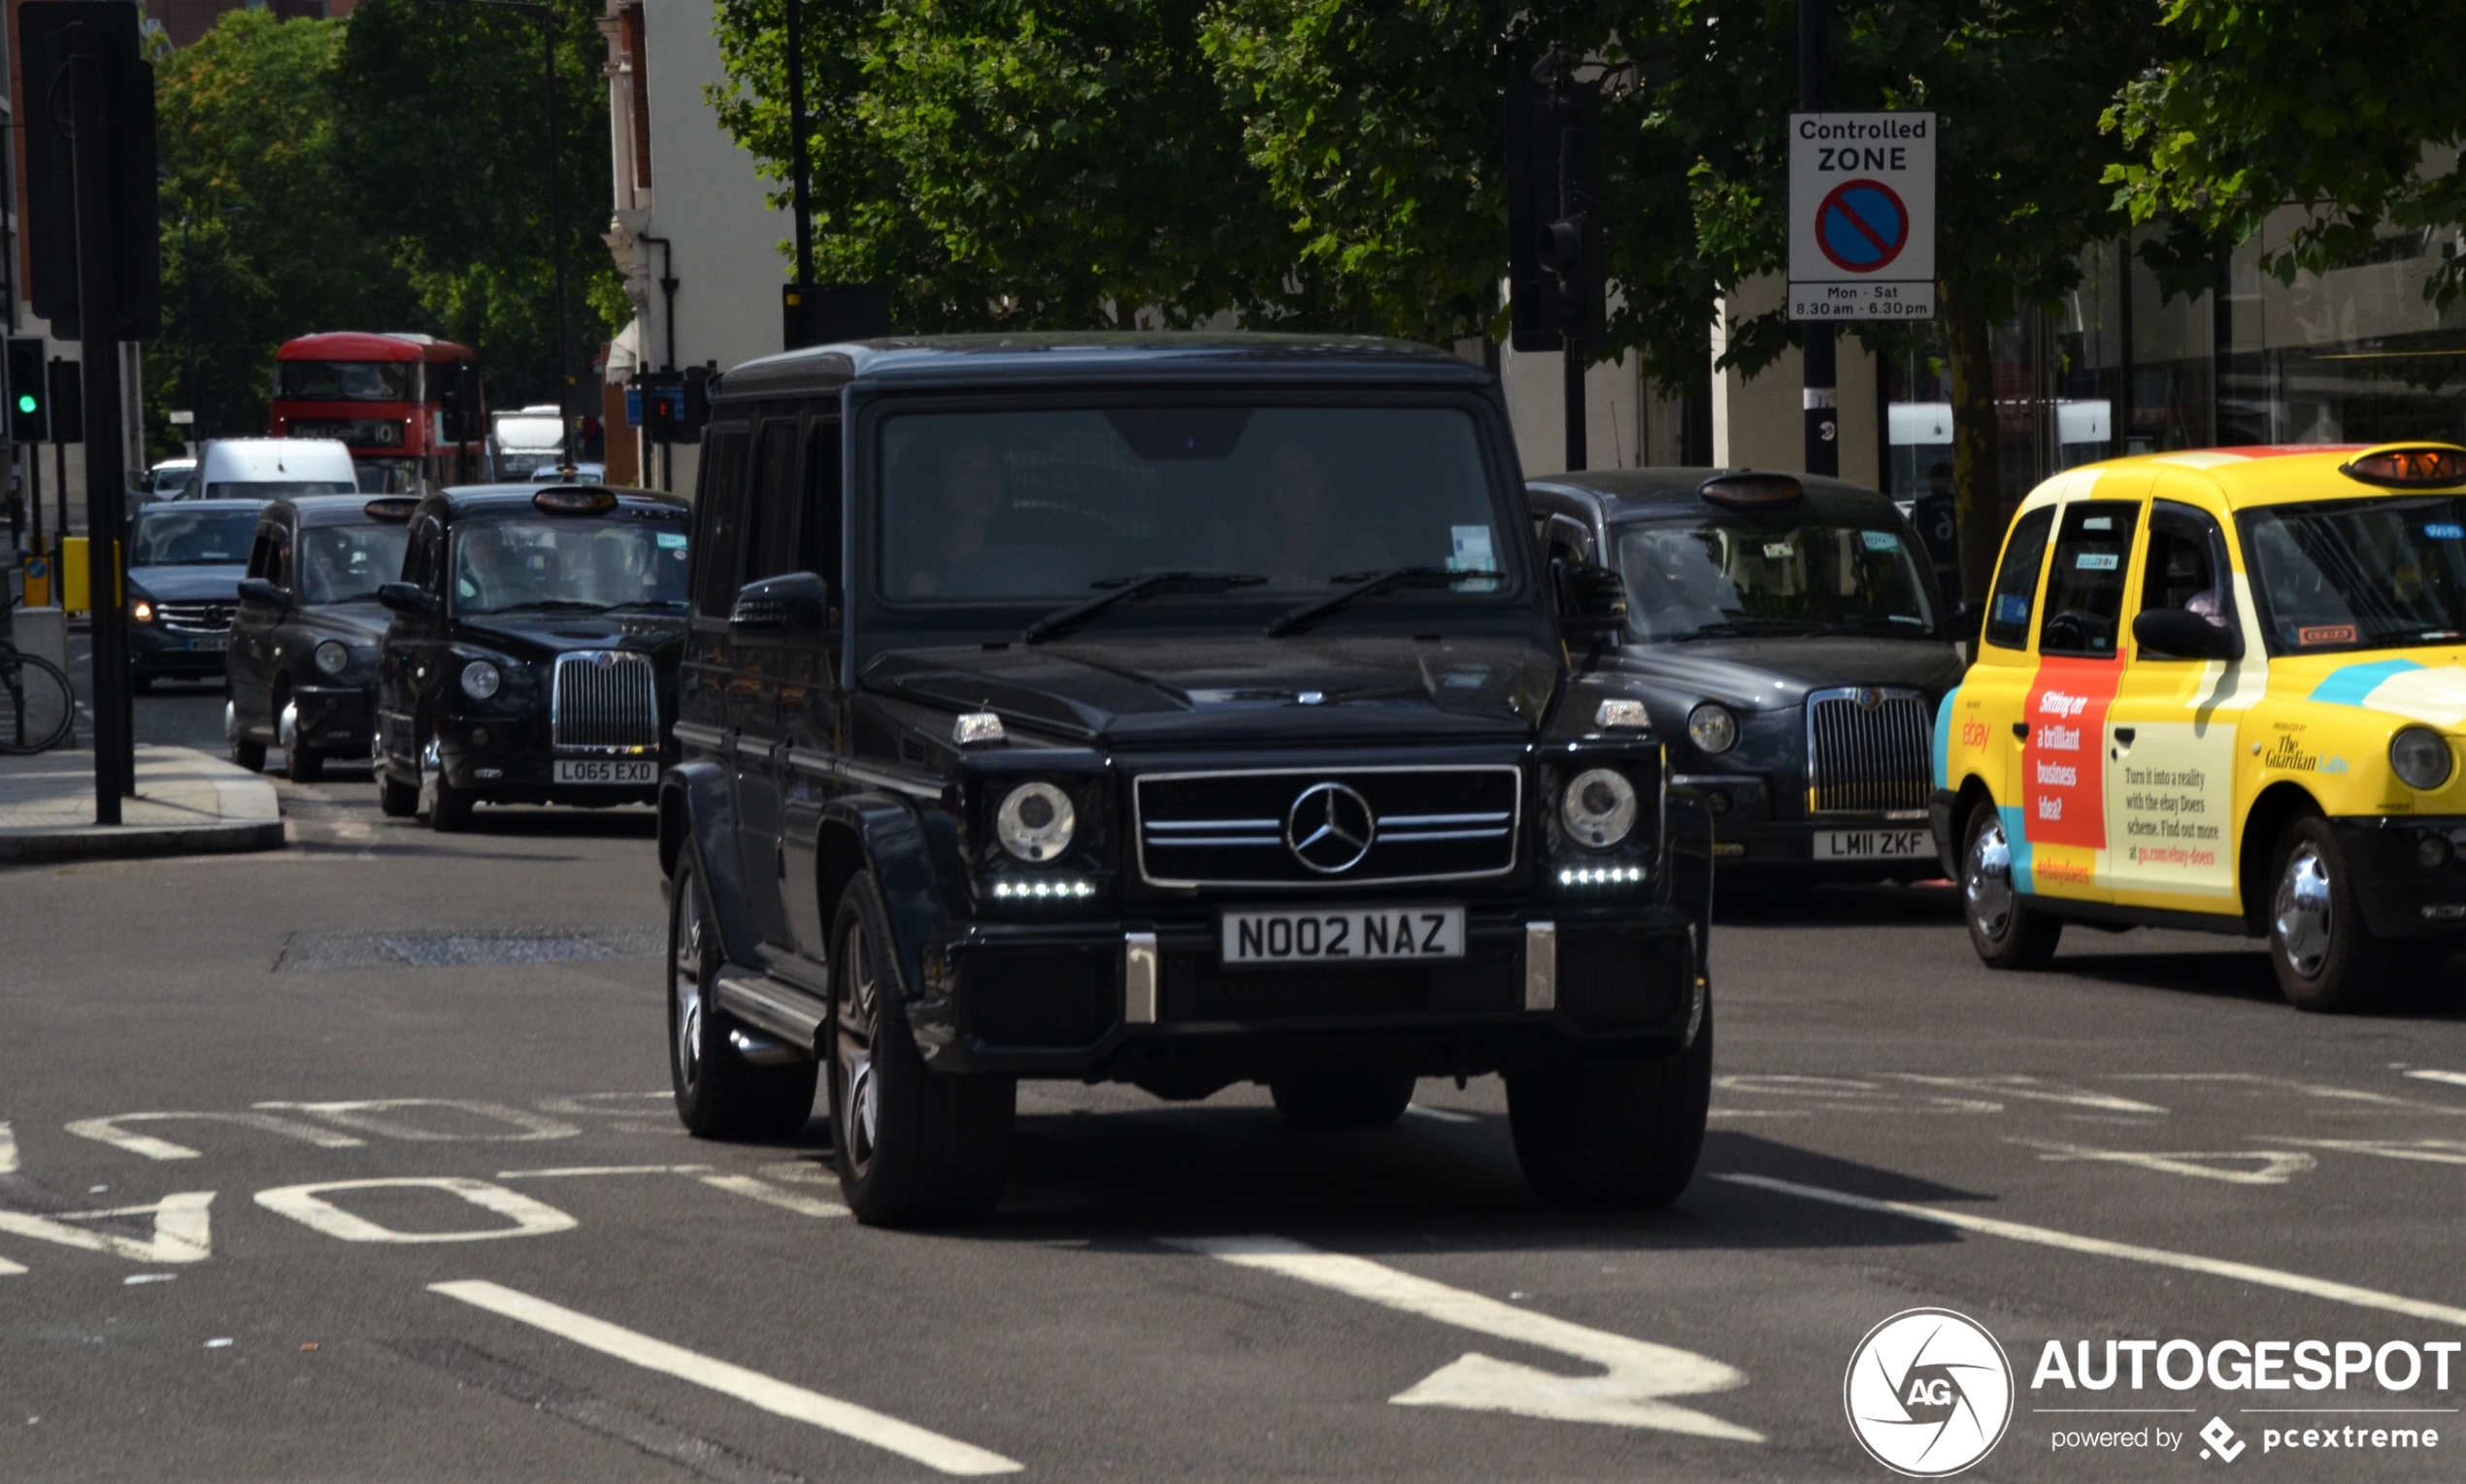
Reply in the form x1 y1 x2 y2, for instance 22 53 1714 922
0 744 284 864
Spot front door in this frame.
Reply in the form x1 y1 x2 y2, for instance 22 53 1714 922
231 513 287 734
2017 496 2146 906
778 413 847 964
729 413 807 953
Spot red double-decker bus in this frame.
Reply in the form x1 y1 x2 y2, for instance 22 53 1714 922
269 332 486 492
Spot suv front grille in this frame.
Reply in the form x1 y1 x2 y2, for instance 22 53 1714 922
1806 686 1932 814
156 601 233 635
550 650 660 751
1135 766 1519 887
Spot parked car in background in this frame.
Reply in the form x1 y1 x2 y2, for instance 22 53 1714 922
124 499 266 692
148 458 197 501
193 439 357 503
225 495 417 781
373 482 689 829
1526 468 1965 883
529 462 605 484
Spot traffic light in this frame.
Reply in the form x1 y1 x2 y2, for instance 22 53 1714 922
1506 71 1606 352
19 2 161 342
48 358 83 445
439 361 483 443
782 283 891 351
6 338 47 444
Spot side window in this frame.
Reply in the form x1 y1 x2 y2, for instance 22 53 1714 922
1983 506 2055 649
692 424 751 617
2038 501 2142 658
406 517 442 592
265 527 292 590
2140 501 2233 624
802 417 844 594
248 524 278 580
740 418 803 585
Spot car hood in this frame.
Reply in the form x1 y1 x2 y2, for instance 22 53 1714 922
1599 636 1967 710
125 565 246 602
453 610 687 661
864 634 1562 742
292 603 393 644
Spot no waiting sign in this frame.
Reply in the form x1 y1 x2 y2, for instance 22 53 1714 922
1788 112 1935 321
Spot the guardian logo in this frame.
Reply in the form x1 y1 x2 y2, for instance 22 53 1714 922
1845 1308 2015 1476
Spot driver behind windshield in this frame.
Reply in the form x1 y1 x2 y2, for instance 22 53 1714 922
899 440 1013 598
1614 518 1935 642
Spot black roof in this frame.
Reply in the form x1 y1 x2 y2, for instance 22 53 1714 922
423 484 689 519
712 332 1491 402
1528 468 1904 521
278 494 399 529
137 498 267 515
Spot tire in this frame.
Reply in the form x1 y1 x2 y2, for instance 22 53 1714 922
828 872 1014 1225
1269 1066 1416 1130
1961 798 2063 970
231 735 266 772
418 733 475 832
1507 1000 1713 1210
286 744 324 783
666 854 819 1138
377 734 418 816
2269 812 2387 1013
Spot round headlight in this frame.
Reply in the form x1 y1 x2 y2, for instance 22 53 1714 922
1559 767 1639 849
996 780 1077 862
131 600 154 623
2391 726 2453 791
459 658 502 700
314 640 351 676
1687 703 1739 755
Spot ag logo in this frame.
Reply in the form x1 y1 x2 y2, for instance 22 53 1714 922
1844 1308 2014 1476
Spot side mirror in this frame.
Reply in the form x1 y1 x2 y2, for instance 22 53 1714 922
237 577 291 610
377 581 437 617
2132 607 2241 662
1948 599 1982 646
1553 559 1628 639
730 571 830 635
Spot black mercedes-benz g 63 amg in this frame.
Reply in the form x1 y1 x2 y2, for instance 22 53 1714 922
660 334 1713 1225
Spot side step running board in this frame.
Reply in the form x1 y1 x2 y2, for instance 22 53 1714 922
713 970 828 1062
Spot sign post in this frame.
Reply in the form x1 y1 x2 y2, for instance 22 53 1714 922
1787 113 1936 323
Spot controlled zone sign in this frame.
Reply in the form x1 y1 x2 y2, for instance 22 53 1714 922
1789 113 1935 321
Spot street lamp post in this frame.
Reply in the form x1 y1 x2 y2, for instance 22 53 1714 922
425 0 572 474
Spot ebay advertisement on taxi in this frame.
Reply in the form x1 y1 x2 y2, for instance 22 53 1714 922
2024 659 2118 868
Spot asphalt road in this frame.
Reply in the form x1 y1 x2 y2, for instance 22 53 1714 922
4 675 2463 1481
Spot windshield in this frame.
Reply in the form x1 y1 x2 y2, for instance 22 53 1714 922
875 405 1506 605
205 480 353 501
130 509 257 567
451 517 689 614
277 360 417 403
2240 495 2466 653
1613 514 1938 641
300 525 412 605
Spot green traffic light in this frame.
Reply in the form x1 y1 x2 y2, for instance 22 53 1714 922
15 394 34 414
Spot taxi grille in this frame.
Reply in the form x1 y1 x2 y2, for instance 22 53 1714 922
1806 687 1933 814
1135 766 1519 887
155 600 233 636
550 651 660 751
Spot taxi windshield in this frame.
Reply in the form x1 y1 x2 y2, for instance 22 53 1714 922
450 518 690 614
2239 496 2466 653
299 525 411 605
1612 515 1938 642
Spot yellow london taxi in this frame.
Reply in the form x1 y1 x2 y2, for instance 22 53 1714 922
1930 443 2466 1011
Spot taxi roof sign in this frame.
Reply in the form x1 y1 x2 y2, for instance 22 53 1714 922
1699 473 1805 509
2339 444 2466 489
533 486 619 514
362 497 417 523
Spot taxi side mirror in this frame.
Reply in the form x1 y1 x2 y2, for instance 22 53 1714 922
378 581 437 618
1553 558 1628 639
2132 607 2242 662
238 577 290 610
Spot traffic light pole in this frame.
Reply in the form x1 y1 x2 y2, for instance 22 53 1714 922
1800 0 1839 478
66 40 132 815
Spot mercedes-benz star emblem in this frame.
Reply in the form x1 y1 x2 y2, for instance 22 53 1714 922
1285 782 1376 874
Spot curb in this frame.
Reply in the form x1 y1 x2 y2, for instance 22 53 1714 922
0 817 287 865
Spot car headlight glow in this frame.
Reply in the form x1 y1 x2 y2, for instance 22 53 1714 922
2391 726 2453 791
1559 767 1639 849
131 599 154 623
995 780 1077 862
459 659 502 701
1687 703 1739 755
313 640 350 676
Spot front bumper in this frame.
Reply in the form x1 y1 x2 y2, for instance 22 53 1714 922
129 625 226 676
910 902 1702 1081
1679 774 1940 877
434 715 663 805
288 682 376 754
2338 817 2466 938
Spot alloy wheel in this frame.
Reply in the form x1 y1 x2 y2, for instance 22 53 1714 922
2275 843 2334 978
672 870 705 1095
1965 814 2016 940
836 921 880 1171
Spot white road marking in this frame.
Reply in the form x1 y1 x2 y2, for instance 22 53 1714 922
2259 1138 2466 1167
255 1177 578 1244
0 1193 215 1265
2113 1073 2466 1115
2404 1071 2466 1090
1720 1174 2466 1327
123 1273 176 1285
532 1092 673 1116
2012 1138 2316 1185
496 1165 716 1179
429 1280 1024 1475
0 1121 16 1174
253 1100 580 1142
65 1111 368 1162
695 1174 850 1219
1405 1105 1478 1125
0 1254 23 1275
1714 1075 2000 1114
1171 1236 1761 1441
1891 1075 2169 1115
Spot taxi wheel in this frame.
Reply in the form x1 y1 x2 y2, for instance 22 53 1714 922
2270 814 2387 1013
666 854 819 1138
377 736 418 817
230 735 265 773
1507 1000 1711 1210
828 871 1014 1226
1269 1065 1416 1130
285 745 325 783
1962 800 2062 970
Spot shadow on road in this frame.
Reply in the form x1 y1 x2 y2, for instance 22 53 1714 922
1715 879 1962 930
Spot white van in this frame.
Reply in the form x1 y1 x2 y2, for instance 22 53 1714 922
192 439 358 502
488 404 566 480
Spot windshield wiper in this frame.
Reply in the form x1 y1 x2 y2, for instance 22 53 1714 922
1023 571 1267 644
605 599 687 611
1669 618 1814 640
484 599 611 613
1799 616 1928 639
1265 567 1505 638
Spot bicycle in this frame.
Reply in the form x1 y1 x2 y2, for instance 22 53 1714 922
0 587 76 754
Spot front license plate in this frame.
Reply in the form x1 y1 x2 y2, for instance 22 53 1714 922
186 635 226 652
1220 906 1465 966
554 759 656 785
1815 828 1932 861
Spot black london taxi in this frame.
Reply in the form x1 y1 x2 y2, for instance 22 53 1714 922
124 499 265 692
373 483 689 829
225 495 416 780
1526 469 1965 882
658 333 1715 1226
